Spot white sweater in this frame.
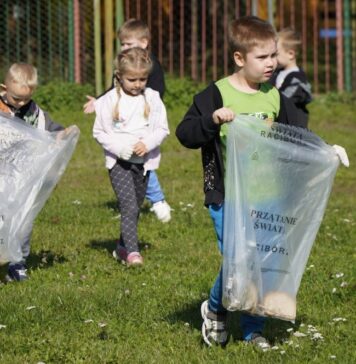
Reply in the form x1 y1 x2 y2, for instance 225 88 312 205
93 87 169 171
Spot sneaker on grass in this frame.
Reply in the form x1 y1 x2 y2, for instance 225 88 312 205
201 300 228 347
6 263 28 282
150 200 171 223
248 332 271 351
113 248 143 267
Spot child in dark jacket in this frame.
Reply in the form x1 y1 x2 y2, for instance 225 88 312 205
269 28 312 128
176 16 303 350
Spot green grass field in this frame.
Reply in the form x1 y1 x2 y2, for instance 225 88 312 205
0 84 355 363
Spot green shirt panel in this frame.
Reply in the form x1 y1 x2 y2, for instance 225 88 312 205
216 77 280 162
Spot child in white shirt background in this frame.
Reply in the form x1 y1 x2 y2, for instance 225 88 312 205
93 47 169 266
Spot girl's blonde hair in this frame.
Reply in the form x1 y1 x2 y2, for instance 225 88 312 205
113 47 153 121
5 63 38 90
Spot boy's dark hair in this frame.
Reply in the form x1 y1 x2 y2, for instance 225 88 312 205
229 16 276 57
117 18 151 43
278 28 302 53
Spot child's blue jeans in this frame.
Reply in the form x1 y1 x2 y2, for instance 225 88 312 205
145 170 165 204
208 203 265 341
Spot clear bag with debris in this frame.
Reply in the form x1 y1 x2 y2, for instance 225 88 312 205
222 115 340 321
0 113 79 264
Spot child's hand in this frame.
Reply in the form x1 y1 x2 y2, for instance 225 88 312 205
133 141 148 157
56 125 79 142
212 107 235 125
83 95 96 114
118 145 133 160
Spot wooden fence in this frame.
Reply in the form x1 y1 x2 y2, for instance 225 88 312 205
1 0 355 94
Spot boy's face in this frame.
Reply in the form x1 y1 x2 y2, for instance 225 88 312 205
1 81 33 109
119 68 149 96
120 37 148 51
276 41 295 68
234 39 277 84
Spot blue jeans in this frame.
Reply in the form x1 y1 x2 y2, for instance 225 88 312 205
145 170 165 204
208 203 265 341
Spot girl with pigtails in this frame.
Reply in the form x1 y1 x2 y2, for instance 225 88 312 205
93 47 169 266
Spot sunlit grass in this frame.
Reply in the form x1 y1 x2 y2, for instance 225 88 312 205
0 89 354 363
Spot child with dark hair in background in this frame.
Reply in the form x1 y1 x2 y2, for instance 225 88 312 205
270 28 312 128
85 19 171 223
93 47 169 266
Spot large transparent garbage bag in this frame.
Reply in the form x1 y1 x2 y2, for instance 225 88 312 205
0 113 79 264
222 115 340 321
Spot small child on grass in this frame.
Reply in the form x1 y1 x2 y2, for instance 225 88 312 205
0 63 67 282
176 16 300 349
93 47 169 266
85 19 171 223
270 28 312 128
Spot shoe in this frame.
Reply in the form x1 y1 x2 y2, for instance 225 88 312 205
150 200 171 223
201 300 228 347
113 248 143 267
113 245 128 261
126 252 143 266
6 263 28 282
249 332 271 351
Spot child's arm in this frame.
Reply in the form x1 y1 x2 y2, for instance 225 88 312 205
177 106 233 149
44 112 65 132
83 76 115 114
176 105 218 149
83 96 96 114
139 97 169 152
176 83 230 149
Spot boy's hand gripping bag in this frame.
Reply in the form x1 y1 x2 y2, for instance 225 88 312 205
222 115 340 321
0 113 80 264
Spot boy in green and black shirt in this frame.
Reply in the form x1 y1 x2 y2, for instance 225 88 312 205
176 16 298 349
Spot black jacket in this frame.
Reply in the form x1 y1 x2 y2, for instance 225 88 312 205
176 82 302 206
270 68 312 128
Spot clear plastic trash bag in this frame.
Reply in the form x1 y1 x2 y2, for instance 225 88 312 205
0 113 80 264
222 115 340 321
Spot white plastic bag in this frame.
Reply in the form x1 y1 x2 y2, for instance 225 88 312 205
222 115 340 321
0 113 79 264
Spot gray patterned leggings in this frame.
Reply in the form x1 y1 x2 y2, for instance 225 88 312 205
109 160 149 253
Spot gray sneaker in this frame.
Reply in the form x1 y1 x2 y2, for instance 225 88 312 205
249 332 271 351
201 300 228 347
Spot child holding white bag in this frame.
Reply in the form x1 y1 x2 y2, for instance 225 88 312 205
93 47 169 266
0 63 70 282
